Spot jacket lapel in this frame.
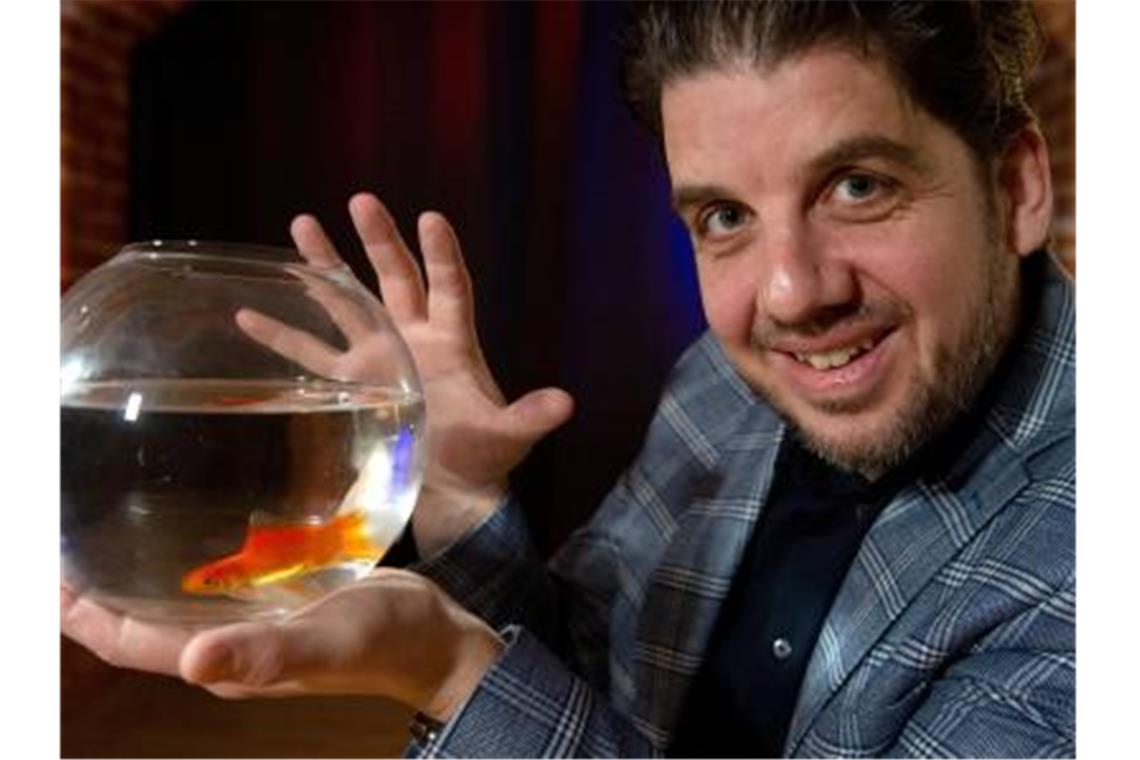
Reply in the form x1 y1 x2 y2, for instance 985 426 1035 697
784 440 1030 752
630 407 784 747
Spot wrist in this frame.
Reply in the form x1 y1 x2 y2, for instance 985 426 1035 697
422 616 505 722
411 481 507 558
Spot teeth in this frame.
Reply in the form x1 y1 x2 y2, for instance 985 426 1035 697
794 338 877 370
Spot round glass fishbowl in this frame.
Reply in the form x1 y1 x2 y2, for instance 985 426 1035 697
61 241 426 623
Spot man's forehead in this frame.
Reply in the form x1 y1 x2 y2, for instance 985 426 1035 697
661 49 937 186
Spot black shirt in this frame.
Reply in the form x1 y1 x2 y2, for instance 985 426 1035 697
668 435 905 757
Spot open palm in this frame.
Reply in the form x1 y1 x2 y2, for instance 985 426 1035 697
62 568 503 719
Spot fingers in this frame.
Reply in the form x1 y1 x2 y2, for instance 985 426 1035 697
59 589 355 697
61 590 195 677
181 570 425 691
502 388 575 443
349 193 428 322
289 268 375 344
290 214 343 269
235 308 344 379
179 620 322 688
317 195 478 341
199 680 311 700
180 587 389 692
418 212 476 336
179 570 495 708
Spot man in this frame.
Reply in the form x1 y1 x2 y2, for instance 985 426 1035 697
62 1 1074 757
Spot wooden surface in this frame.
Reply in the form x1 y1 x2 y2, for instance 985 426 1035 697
61 637 414 758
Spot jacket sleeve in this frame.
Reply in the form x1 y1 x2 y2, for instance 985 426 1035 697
407 626 661 758
406 333 738 654
408 496 548 633
884 571 1076 758
402 335 745 757
407 489 624 673
405 493 658 757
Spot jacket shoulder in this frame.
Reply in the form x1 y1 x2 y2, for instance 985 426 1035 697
987 256 1075 455
638 332 781 470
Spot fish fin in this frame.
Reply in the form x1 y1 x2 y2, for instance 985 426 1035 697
225 581 313 609
248 563 310 586
264 579 315 606
220 585 265 603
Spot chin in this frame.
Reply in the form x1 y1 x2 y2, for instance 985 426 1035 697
795 422 907 477
761 377 944 478
803 378 977 479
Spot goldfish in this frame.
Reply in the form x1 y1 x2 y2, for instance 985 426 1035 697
181 509 381 596
182 425 416 598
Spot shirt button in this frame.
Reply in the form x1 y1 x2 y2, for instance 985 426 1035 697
772 637 793 660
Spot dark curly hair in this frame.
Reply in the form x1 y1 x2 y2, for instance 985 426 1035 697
621 0 1044 164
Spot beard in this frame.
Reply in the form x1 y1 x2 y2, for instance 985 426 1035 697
752 248 1022 480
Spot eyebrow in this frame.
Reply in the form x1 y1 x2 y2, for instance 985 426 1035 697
806 134 928 177
671 183 736 215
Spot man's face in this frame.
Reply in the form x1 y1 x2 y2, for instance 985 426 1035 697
662 48 1025 477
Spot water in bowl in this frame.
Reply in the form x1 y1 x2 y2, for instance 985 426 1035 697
61 377 425 623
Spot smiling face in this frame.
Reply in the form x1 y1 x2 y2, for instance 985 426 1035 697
663 48 1048 477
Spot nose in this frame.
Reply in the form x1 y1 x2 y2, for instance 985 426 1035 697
758 225 857 327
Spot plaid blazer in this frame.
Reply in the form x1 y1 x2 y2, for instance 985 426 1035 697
410 255 1075 758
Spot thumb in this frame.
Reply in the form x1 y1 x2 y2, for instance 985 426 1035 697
502 387 574 442
180 620 338 688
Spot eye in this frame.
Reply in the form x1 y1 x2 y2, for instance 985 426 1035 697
822 170 902 222
695 202 752 240
835 173 881 201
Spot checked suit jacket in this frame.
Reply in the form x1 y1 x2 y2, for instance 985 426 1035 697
408 253 1075 758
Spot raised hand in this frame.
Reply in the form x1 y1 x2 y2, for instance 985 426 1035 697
61 569 504 720
243 193 574 557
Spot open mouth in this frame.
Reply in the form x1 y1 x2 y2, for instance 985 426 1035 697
770 326 898 398
791 336 879 370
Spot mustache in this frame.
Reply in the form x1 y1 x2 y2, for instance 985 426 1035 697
750 300 909 349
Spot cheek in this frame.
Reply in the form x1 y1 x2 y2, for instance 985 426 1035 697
697 262 757 345
858 238 986 371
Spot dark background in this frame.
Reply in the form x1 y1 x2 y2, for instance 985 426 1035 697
127 0 706 557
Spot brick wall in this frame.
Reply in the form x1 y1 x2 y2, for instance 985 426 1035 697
60 0 185 290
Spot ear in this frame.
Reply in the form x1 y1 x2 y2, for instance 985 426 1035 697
997 124 1054 257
